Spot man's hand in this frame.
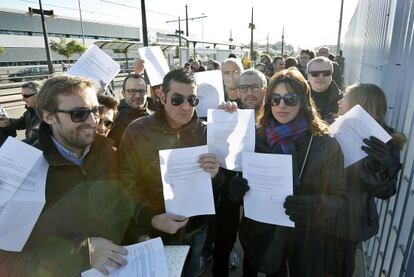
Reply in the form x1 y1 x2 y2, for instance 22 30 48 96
218 101 238 113
198 153 220 178
88 237 128 275
0 117 10 128
134 59 145 75
151 213 188 234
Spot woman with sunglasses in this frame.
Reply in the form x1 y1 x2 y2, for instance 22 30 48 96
331 83 405 276
228 68 346 276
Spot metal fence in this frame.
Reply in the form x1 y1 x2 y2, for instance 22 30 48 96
342 0 414 276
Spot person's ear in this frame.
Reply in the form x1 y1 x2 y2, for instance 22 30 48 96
42 110 55 125
159 91 167 105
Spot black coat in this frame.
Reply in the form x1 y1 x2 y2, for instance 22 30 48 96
118 109 222 244
239 130 346 276
0 122 134 277
6 107 41 144
311 82 343 124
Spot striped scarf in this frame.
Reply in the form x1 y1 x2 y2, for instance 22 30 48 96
265 116 309 154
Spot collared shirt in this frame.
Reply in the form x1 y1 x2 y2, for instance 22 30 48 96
51 135 91 166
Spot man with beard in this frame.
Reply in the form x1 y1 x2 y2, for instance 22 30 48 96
107 74 150 147
0 75 134 276
221 58 244 105
307 56 343 124
0 81 41 144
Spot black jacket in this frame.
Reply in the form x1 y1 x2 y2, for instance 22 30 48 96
311 82 343 124
239 130 346 276
107 99 150 147
118 109 222 244
6 107 41 144
0 122 134 277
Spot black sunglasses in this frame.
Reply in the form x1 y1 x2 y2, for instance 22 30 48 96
22 93 37 99
170 94 199 107
98 118 114 128
126 88 146 96
54 106 103 122
308 70 332 77
270 93 300 106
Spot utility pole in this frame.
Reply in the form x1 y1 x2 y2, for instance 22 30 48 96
248 7 255 62
229 29 233 50
266 33 269 53
281 26 285 55
185 4 189 36
77 0 85 45
140 0 148 46
336 0 345 53
166 14 207 45
28 0 54 74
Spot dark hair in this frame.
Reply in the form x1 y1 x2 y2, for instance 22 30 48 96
256 68 328 135
285 57 298 68
273 56 284 64
300 49 316 59
208 59 221 70
328 54 335 61
22 81 40 93
228 53 237 58
162 68 196 94
122 74 146 92
97 94 119 119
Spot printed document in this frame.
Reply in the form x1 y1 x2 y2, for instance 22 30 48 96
242 152 294 227
159 145 215 217
194 70 225 117
165 245 190 277
330 104 392 167
82 237 170 277
138 46 170 86
0 137 48 251
207 109 255 171
68 44 120 90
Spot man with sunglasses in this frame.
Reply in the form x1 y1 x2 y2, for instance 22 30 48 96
0 81 41 144
0 75 135 276
107 74 150 147
307 57 343 124
118 68 222 277
97 94 118 138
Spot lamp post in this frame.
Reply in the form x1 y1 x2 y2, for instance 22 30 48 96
248 7 255 62
77 0 85 45
28 0 54 74
140 0 148 46
336 0 345 53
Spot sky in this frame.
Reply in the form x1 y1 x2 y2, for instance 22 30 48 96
1 0 360 49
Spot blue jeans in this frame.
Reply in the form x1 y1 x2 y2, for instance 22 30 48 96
182 229 207 277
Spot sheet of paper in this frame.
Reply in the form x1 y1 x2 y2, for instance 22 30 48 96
330 104 392 167
159 145 215 217
242 152 294 227
138 46 170 86
194 70 225 117
207 109 255 171
82 237 169 277
0 137 48 251
164 245 190 277
68 44 120 90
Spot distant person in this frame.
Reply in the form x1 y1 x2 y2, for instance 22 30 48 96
228 53 237 58
207 59 221 71
298 49 315 79
255 62 266 74
61 61 67 72
0 105 16 146
97 94 118 138
221 58 244 103
307 57 342 124
272 56 285 74
0 81 41 144
107 74 150 147
285 56 298 69
317 47 342 88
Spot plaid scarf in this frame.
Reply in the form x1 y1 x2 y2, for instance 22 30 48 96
265 116 309 154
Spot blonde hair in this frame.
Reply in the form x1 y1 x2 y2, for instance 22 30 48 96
36 75 96 118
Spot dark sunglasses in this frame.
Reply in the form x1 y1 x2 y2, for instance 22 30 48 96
22 93 37 99
308 70 332 77
270 93 300 106
170 94 199 107
54 106 103 122
98 118 114 128
126 88 146 96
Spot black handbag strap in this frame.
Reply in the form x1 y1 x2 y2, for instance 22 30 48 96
299 134 314 179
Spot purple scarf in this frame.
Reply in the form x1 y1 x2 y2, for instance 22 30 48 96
265 116 309 154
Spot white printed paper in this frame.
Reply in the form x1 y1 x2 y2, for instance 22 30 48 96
0 137 48 251
82 238 169 277
242 152 294 227
194 70 225 117
207 109 255 171
165 245 190 277
159 145 215 217
138 46 170 86
330 104 392 167
68 44 120 89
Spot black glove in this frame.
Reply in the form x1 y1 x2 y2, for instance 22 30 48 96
226 176 249 203
283 195 324 230
361 136 390 173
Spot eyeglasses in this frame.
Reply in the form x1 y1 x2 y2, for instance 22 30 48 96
54 106 103 122
239 84 263 94
170 94 199 107
270 93 300 106
126 88 147 96
98 118 114 128
22 93 37 99
308 70 332 77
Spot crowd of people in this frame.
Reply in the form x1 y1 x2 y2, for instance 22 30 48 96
0 46 406 277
